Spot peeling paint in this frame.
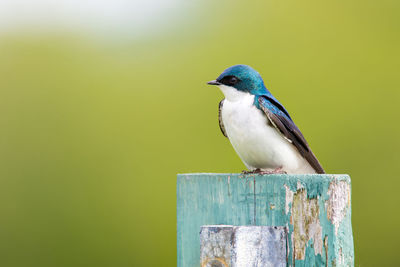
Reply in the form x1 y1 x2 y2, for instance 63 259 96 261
324 235 328 267
338 247 343 265
297 181 304 190
326 181 351 235
291 188 323 259
284 184 294 214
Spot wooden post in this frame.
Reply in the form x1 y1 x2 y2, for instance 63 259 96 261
177 174 354 267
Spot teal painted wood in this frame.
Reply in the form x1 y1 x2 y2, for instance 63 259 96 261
177 173 354 267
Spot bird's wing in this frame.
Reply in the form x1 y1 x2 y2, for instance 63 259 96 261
258 96 325 174
218 99 227 137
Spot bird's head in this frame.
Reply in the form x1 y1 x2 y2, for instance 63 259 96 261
207 64 268 100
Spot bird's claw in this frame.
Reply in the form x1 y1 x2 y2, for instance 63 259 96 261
242 167 287 175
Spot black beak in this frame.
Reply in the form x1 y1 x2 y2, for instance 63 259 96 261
207 80 221 85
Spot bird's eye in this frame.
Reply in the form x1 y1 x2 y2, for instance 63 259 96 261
229 77 238 84
220 75 240 86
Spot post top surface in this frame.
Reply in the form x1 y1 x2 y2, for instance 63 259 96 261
177 173 350 183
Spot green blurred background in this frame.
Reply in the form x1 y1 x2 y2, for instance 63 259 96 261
0 0 399 266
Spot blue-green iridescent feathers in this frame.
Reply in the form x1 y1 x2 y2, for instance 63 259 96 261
216 64 291 119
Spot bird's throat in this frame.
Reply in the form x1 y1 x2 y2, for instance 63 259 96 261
218 85 250 102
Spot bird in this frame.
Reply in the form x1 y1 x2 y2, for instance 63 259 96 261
207 64 325 174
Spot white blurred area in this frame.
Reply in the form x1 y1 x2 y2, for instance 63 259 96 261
0 0 187 37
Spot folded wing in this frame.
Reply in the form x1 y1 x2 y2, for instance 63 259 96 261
218 99 227 137
258 96 325 174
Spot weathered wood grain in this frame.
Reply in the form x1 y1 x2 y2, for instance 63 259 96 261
177 174 354 267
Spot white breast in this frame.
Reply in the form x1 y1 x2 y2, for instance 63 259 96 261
219 85 315 174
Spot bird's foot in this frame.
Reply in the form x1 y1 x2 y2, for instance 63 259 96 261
241 168 261 175
258 167 287 174
242 167 287 175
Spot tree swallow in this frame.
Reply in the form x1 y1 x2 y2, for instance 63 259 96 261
208 64 325 174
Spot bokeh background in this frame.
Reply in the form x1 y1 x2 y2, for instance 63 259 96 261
0 0 399 266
